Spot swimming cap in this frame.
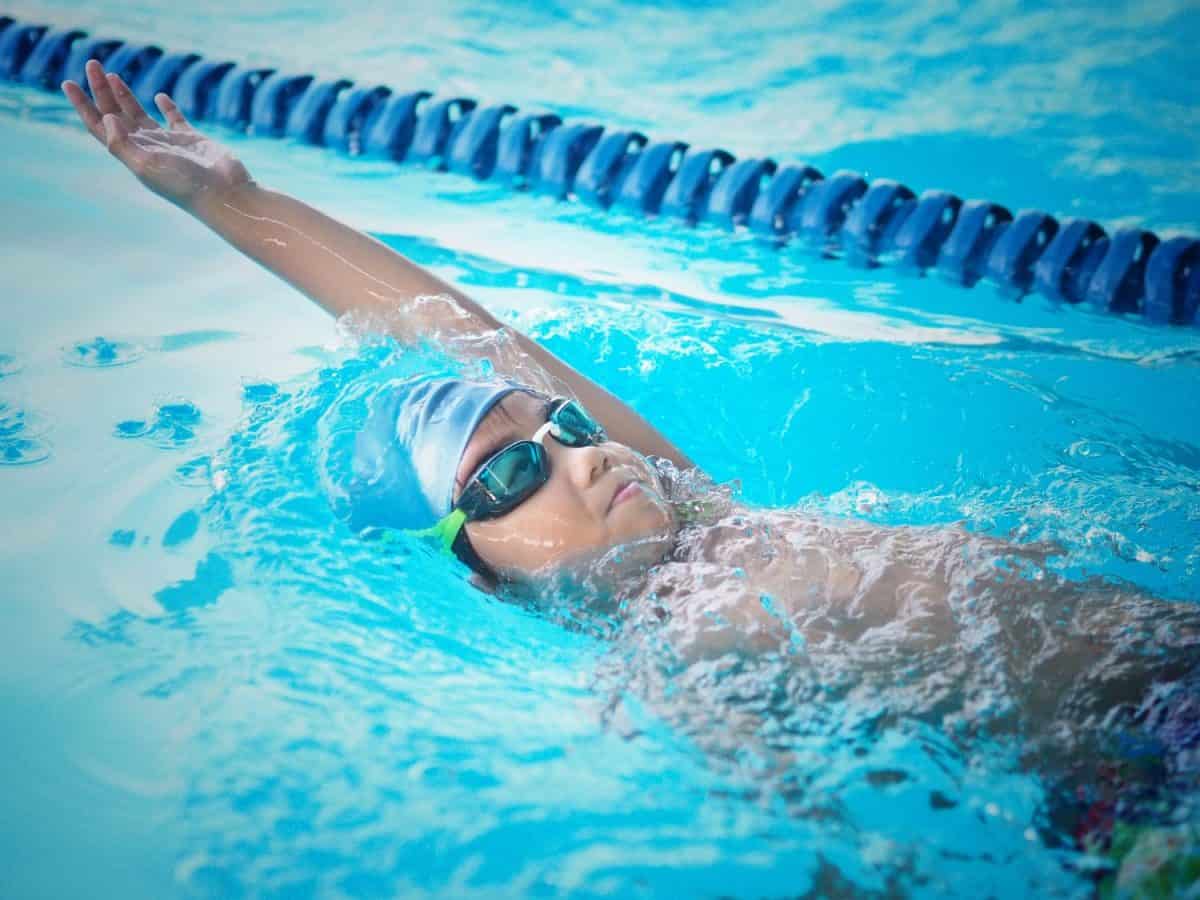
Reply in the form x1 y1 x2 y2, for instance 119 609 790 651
348 376 523 533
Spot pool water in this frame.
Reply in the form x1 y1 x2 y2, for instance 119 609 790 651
1 1 1199 898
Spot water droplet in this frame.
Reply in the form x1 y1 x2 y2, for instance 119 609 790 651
157 401 201 426
115 419 150 438
0 437 51 466
0 403 27 439
241 381 279 404
109 529 136 547
62 337 145 368
163 509 200 548
115 399 202 448
175 455 212 486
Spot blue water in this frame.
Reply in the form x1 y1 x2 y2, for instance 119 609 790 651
1 1 1199 897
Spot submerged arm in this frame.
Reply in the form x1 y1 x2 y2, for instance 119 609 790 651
62 60 694 469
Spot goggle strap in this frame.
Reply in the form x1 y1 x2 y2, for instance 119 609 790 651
407 507 469 556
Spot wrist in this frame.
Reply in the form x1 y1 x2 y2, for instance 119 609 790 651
189 177 259 228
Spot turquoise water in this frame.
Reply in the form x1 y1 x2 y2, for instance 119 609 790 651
2 1 1199 897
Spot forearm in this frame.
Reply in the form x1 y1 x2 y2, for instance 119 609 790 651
192 182 695 467
192 181 501 339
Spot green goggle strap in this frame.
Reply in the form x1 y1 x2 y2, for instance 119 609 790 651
406 507 468 556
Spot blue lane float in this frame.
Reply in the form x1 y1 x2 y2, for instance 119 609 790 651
3 13 1198 328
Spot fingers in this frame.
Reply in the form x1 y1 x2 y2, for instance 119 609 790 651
154 92 193 131
100 112 149 173
106 71 156 128
101 113 129 155
61 79 105 143
85 59 121 118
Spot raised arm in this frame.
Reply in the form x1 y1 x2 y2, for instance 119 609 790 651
62 60 695 470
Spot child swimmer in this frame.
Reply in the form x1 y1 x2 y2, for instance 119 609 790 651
63 61 1200 865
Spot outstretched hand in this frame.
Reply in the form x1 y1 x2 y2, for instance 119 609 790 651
62 59 252 215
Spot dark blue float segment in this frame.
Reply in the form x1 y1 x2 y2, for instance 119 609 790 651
494 113 561 186
531 122 603 197
984 209 1058 295
792 170 868 249
173 59 235 122
446 104 516 179
1143 237 1200 324
248 72 313 137
18 27 84 88
748 164 823 236
614 141 688 214
103 42 161 91
843 179 916 265
1188 260 1200 326
704 158 776 229
575 130 647 208
408 97 477 166
1086 228 1159 313
133 51 201 111
61 36 122 95
936 200 1012 286
285 78 353 144
323 84 391 154
212 66 274 129
891 190 962 271
661 149 735 223
1032 218 1107 304
360 90 429 160
1 23 49 81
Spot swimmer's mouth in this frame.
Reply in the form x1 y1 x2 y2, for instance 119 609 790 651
607 479 640 513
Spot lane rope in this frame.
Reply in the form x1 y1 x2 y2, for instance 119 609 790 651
3 14 1197 327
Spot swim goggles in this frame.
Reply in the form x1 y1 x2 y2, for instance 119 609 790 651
420 397 607 554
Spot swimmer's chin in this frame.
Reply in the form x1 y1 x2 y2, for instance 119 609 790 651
530 525 678 596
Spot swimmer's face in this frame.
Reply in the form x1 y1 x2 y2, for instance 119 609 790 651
453 391 677 580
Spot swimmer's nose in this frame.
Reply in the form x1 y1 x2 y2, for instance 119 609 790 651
558 441 611 493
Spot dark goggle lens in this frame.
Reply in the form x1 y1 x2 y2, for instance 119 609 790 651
551 399 605 447
459 440 549 520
